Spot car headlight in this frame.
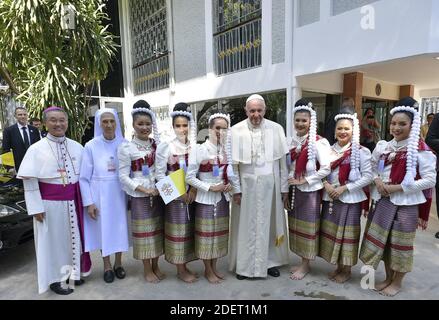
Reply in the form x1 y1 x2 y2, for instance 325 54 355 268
0 204 20 217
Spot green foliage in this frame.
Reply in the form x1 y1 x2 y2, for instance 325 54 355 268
220 0 261 30
0 0 117 141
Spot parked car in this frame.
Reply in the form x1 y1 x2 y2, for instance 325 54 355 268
0 178 33 253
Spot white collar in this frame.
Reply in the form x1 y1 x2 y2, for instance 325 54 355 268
247 118 264 131
102 135 116 143
17 123 28 129
173 137 190 149
133 136 151 147
390 138 409 149
205 139 223 153
292 133 308 145
46 133 66 143
333 142 352 153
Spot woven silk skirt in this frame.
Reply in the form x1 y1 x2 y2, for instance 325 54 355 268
319 200 361 266
130 196 164 260
288 188 321 260
164 199 196 264
359 197 418 273
194 195 229 260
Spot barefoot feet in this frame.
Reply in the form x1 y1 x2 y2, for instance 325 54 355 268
290 264 310 280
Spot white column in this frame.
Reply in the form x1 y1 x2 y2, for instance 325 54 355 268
118 0 134 99
166 0 176 112
262 0 273 67
285 0 294 136
320 0 331 21
118 0 135 139
205 0 214 78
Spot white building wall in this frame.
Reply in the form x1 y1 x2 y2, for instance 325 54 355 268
293 0 439 76
118 0 439 139
173 0 206 83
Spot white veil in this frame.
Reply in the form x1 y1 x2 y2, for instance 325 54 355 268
94 108 124 143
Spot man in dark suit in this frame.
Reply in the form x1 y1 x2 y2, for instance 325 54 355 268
425 113 439 239
30 117 47 138
2 107 40 171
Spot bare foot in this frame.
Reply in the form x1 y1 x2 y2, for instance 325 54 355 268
333 271 351 284
213 268 225 280
177 270 198 283
185 265 199 278
205 272 222 284
153 267 166 280
144 270 160 283
374 279 393 291
290 265 310 280
290 265 300 274
379 283 401 297
328 268 342 280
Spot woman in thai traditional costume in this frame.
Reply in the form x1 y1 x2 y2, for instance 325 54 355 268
319 111 373 283
286 98 331 280
156 103 198 283
359 97 436 297
186 112 240 284
117 100 165 283
80 108 129 283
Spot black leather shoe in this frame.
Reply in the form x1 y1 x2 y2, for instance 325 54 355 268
267 267 280 277
104 270 115 283
236 274 248 280
49 282 74 295
66 279 85 286
435 232 439 239
113 266 126 279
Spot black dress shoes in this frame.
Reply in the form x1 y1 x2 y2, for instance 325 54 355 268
236 274 248 280
267 267 280 277
435 232 439 239
66 278 85 286
50 282 74 295
113 266 126 279
104 270 115 283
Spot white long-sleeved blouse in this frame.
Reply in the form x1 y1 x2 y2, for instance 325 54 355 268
117 137 157 198
287 134 331 192
155 138 191 181
186 140 241 205
322 142 373 203
370 139 436 206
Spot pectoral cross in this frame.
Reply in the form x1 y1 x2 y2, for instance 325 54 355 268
58 169 67 186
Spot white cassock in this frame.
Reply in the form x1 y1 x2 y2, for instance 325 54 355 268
17 134 87 294
79 135 129 257
229 119 289 277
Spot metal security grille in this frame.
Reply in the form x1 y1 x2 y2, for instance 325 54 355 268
130 0 169 94
213 0 262 75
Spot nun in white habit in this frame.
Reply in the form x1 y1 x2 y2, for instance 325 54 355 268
79 108 129 283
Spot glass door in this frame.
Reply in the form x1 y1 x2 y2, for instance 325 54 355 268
362 99 396 141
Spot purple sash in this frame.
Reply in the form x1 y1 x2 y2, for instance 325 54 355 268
39 181 92 274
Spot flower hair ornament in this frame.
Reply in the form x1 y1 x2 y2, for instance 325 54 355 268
170 107 197 148
131 107 161 144
208 113 234 177
389 105 421 187
293 102 317 174
334 113 361 181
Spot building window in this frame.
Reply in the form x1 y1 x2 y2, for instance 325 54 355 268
130 0 169 95
332 0 379 16
298 0 320 27
213 0 262 76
